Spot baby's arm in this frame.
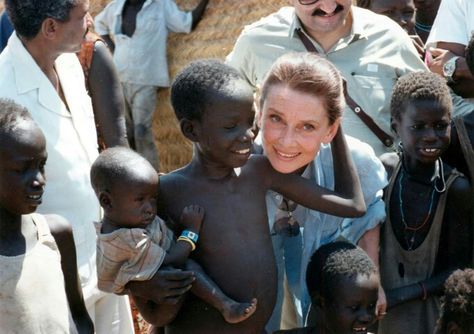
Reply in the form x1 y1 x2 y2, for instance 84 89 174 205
162 205 204 267
47 214 94 334
263 127 365 217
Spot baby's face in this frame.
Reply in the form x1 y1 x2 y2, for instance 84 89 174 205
107 169 159 229
324 273 379 334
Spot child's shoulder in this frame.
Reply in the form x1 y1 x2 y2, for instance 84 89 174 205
42 214 73 237
446 166 471 202
379 152 400 179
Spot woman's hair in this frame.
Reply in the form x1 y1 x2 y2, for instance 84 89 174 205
306 241 378 303
437 269 474 333
390 71 452 122
259 52 344 126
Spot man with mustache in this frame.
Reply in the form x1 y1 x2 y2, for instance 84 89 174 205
226 0 472 331
0 1 136 332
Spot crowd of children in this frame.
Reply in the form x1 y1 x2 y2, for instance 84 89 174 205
0 0 474 334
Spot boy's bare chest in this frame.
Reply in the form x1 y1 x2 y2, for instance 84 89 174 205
121 2 145 37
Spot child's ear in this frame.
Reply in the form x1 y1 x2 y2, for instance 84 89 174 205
180 118 200 142
446 321 462 334
391 118 399 135
322 118 341 144
99 191 112 209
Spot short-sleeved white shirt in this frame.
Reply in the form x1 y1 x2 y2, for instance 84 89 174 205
95 0 192 87
426 0 474 48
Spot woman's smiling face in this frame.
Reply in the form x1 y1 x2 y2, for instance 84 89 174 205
258 84 339 174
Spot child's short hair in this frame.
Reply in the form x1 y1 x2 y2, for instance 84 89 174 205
465 34 474 77
306 241 377 302
391 71 452 122
0 98 33 140
437 269 474 333
171 59 243 121
90 147 155 194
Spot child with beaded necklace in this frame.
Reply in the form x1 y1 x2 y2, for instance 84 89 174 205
378 71 472 334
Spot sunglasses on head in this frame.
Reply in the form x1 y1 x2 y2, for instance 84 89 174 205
271 198 300 237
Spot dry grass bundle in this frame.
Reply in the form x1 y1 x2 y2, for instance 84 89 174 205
90 0 287 172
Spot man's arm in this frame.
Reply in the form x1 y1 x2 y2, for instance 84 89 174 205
191 0 209 30
89 40 128 148
428 43 474 98
47 214 94 334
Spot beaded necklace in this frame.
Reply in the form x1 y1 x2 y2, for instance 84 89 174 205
398 167 436 251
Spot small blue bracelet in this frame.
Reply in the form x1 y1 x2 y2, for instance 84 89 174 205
181 230 199 243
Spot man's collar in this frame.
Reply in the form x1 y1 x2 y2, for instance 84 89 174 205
113 0 154 15
289 6 367 44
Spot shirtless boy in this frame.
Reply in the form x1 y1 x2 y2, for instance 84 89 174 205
148 59 366 333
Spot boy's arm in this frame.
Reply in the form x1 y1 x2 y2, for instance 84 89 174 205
89 40 128 148
47 214 94 334
263 127 366 218
191 0 209 30
94 6 115 52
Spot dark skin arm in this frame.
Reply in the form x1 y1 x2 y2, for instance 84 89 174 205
47 214 94 334
100 35 115 53
191 0 209 30
384 176 472 309
259 127 366 217
428 42 474 98
89 40 128 148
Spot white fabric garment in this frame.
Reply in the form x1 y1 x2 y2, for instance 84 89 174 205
94 0 192 87
0 33 133 334
0 213 77 334
426 0 474 48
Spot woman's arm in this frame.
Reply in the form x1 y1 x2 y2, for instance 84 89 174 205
47 214 94 334
89 40 128 148
263 127 366 218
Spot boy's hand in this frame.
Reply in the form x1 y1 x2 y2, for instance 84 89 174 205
128 268 195 305
180 205 205 233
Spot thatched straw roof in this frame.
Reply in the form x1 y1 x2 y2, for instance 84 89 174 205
2 0 289 172
92 0 288 172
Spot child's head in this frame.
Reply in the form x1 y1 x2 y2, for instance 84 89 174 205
171 59 255 168
390 71 452 165
90 147 159 229
356 0 416 34
0 98 47 215
436 269 474 334
306 241 379 334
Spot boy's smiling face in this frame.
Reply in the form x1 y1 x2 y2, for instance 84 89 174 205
392 99 451 170
0 121 47 215
194 79 255 169
324 273 379 334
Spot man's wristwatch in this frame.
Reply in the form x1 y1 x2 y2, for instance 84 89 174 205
443 56 460 84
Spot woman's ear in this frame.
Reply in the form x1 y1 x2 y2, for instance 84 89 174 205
180 118 200 142
99 191 112 209
322 118 341 144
